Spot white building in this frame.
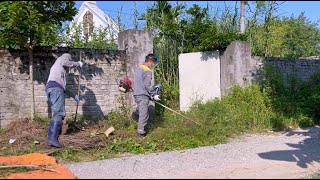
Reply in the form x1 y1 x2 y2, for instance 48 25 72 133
70 1 120 40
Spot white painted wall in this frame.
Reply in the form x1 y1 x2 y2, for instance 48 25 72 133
179 51 221 111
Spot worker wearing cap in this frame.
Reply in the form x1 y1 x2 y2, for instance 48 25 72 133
45 53 83 148
133 53 161 138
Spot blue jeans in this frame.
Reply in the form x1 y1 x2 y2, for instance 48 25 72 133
46 87 66 123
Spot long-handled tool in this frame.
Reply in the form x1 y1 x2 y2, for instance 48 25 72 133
73 76 81 121
154 101 201 126
71 52 85 131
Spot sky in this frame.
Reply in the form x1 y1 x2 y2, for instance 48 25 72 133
74 1 320 29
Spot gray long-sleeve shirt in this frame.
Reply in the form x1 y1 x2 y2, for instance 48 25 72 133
133 64 156 98
47 53 81 91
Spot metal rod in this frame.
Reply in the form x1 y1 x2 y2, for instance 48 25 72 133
155 101 201 125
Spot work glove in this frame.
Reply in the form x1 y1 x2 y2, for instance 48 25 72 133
75 95 80 104
78 61 83 68
152 94 161 101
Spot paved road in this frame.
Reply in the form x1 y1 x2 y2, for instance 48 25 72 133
65 127 320 179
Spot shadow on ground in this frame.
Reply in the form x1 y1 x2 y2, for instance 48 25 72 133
258 126 320 168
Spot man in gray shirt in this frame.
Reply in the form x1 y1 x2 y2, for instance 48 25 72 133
46 53 83 148
133 53 161 138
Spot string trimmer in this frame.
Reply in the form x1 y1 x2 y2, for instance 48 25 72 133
154 101 201 126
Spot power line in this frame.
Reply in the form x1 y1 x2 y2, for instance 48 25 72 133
100 8 136 16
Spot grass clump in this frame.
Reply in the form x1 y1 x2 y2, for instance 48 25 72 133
0 166 29 178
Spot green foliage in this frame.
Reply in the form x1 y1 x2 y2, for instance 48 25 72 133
182 4 247 52
281 13 320 58
198 32 247 52
0 1 77 49
63 22 117 49
106 111 135 130
117 5 125 32
105 95 136 130
246 2 320 58
260 64 320 128
188 85 274 133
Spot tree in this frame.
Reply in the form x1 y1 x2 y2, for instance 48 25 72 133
245 1 285 57
245 1 320 58
117 5 125 32
281 13 320 58
0 1 77 120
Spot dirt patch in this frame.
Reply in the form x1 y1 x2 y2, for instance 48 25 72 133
0 118 111 153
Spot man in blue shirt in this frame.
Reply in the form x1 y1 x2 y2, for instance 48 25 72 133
45 53 83 148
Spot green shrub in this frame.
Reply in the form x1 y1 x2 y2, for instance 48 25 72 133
263 64 320 128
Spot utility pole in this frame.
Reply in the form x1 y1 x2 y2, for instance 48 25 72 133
240 1 247 34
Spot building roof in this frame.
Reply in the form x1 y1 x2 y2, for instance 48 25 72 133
73 1 120 32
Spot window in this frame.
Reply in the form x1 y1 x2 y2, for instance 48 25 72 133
83 11 93 37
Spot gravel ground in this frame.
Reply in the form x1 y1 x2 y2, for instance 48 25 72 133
65 127 320 179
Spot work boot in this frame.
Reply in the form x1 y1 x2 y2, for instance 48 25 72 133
48 121 63 148
137 132 147 139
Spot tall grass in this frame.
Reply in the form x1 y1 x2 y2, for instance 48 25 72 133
148 84 275 150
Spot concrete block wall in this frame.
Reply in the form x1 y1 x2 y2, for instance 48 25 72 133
220 41 320 96
0 30 153 128
0 47 127 128
263 57 320 82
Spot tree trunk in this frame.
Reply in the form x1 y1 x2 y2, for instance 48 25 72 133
27 46 35 121
240 1 246 33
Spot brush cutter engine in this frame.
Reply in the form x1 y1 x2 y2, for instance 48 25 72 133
119 78 132 93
